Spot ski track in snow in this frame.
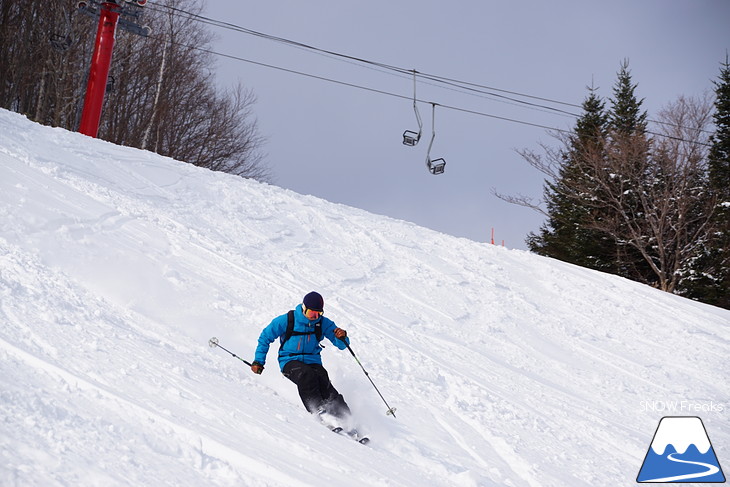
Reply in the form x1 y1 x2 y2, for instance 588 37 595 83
0 109 728 486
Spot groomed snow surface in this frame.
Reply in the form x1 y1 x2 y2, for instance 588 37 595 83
0 109 728 486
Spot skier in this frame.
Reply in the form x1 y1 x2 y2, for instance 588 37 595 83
251 291 352 421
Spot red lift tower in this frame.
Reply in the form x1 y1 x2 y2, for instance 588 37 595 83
77 0 150 138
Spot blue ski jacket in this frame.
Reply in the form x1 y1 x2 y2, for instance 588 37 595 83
254 304 350 371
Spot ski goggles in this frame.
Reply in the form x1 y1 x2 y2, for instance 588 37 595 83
303 306 323 319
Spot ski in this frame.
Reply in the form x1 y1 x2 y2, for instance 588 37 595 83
326 425 370 445
355 435 370 445
346 428 370 445
318 410 370 444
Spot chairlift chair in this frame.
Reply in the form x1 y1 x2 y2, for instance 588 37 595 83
425 103 446 175
403 129 420 147
427 157 446 175
402 70 423 146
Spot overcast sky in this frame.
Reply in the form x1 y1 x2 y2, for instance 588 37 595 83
198 0 729 250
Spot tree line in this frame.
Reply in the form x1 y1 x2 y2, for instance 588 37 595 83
509 59 730 309
0 0 269 180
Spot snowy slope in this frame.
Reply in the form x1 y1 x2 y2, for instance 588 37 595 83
0 109 728 487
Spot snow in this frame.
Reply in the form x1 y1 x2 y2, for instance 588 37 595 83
1 108 728 486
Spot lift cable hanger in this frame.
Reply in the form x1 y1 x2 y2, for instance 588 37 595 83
402 70 423 147
78 0 152 37
426 103 446 175
402 72 446 175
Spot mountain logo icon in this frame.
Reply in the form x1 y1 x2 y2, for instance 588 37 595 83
637 416 726 483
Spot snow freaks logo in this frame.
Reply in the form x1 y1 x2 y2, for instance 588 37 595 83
637 416 726 483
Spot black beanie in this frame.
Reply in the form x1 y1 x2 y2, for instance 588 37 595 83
303 291 324 312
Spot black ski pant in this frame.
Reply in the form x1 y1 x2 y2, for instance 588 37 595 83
282 360 351 419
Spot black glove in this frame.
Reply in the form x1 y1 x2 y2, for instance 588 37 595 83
251 361 264 374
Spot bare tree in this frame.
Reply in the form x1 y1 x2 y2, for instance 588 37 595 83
0 0 269 181
1 0 89 124
101 0 269 180
564 95 715 292
190 84 268 180
502 95 715 292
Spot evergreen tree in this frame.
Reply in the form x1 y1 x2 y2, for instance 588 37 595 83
523 60 718 297
709 57 730 308
708 57 730 194
608 60 648 135
604 60 654 284
681 57 730 308
527 86 613 271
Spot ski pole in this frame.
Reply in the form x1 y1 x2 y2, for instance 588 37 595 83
208 337 253 367
343 342 397 418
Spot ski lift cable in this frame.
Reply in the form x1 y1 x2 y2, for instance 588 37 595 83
167 3 581 117
403 68 715 136
411 75 581 121
129 12 711 151
148 3 715 137
145 4 585 114
145 3 411 75
139 31 713 149
165 37 573 134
